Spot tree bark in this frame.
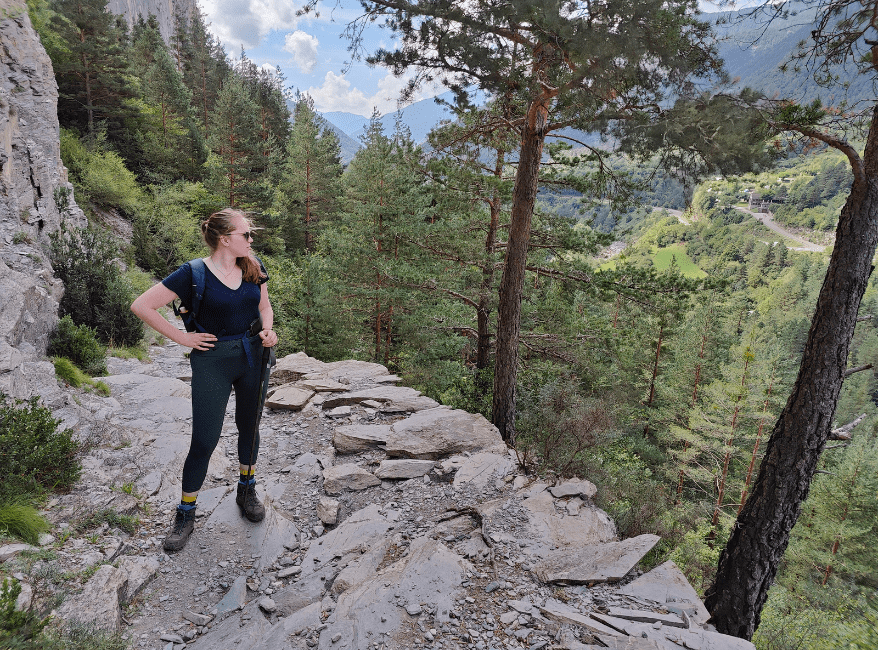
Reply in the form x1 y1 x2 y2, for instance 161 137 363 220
705 106 878 639
492 97 549 443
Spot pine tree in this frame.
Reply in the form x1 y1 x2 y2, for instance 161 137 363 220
52 0 134 136
206 76 263 208
274 95 343 252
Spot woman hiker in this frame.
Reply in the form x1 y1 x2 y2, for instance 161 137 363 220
131 208 279 552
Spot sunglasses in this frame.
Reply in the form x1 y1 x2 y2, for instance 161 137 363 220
230 231 254 240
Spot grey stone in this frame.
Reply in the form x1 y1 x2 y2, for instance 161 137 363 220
37 533 54 546
539 598 624 637
322 359 392 381
160 633 184 643
135 470 163 497
321 386 436 411
182 611 212 626
566 497 584 516
549 478 597 500
296 378 349 392
272 352 329 383
385 407 507 460
317 497 340 525
499 611 518 625
266 384 314 410
607 607 686 628
56 565 128 632
277 566 301 578
534 534 660 584
618 560 710 624
256 602 321 649
478 489 616 557
215 575 248 616
13 582 32 612
331 538 391 595
258 596 277 613
323 464 380 495
117 555 160 603
332 424 392 454
0 543 38 562
326 405 352 418
374 459 437 480
452 452 516 488
316 537 470 649
186 603 271 650
290 452 323 478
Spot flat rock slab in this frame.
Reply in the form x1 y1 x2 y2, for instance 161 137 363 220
607 607 686 628
266 384 314 410
322 386 431 410
331 538 392 595
199 602 271 647
550 478 597 500
251 601 321 649
206 490 299 569
333 424 392 454
539 598 624 637
599 620 757 650
452 452 515 488
384 407 506 460
618 560 710 624
323 464 380 494
323 359 391 381
102 375 191 400
289 452 322 478
317 536 470 649
478 489 616 557
375 459 436 480
326 405 351 418
587 638 664 650
56 565 127 632
296 378 349 392
534 534 660 584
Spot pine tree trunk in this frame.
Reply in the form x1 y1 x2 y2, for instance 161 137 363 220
476 149 504 373
492 98 549 443
705 106 878 640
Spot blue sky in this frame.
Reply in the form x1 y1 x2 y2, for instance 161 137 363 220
199 0 764 117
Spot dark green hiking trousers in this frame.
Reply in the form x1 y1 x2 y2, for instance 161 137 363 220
182 333 268 493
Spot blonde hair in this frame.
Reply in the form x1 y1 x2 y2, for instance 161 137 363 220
201 208 266 284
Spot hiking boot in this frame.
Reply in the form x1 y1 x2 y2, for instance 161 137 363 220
236 482 265 522
163 508 196 552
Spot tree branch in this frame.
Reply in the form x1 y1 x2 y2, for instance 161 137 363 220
829 413 867 441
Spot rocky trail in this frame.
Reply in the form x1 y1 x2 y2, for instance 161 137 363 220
1 340 754 650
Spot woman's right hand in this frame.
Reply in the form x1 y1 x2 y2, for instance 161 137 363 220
180 332 217 350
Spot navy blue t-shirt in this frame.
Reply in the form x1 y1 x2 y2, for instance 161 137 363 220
162 259 268 336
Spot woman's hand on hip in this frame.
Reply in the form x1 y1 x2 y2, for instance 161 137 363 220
180 332 217 350
259 329 278 348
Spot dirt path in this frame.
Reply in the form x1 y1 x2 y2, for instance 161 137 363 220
733 207 826 252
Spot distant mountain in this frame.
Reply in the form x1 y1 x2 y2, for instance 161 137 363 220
711 1 871 106
321 113 371 140
322 122 361 166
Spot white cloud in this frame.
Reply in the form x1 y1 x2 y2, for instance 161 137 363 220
307 70 444 116
284 31 319 74
201 0 302 49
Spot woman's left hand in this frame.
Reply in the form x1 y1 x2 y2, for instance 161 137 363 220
259 329 278 348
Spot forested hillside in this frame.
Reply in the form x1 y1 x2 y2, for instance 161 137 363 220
18 0 878 648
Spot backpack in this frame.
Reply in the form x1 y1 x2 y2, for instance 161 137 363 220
171 258 206 333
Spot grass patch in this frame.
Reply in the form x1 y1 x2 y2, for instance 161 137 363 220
52 358 111 396
0 501 50 545
73 508 139 535
108 343 149 361
651 244 707 278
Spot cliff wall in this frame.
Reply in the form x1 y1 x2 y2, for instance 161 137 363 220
106 0 197 45
0 0 86 404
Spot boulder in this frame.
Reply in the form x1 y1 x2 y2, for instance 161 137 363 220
323 464 380 495
374 459 436 480
384 407 507 460
56 565 128 632
272 352 328 383
533 534 660 584
549 478 597 500
333 424 392 454
322 359 391 381
321 386 436 411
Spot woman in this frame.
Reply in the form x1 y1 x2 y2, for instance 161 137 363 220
131 208 279 552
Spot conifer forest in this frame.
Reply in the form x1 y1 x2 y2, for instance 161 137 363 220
16 0 878 647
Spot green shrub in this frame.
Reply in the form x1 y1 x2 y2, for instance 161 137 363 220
0 500 50 544
0 394 81 500
74 508 138 535
47 316 107 376
49 224 144 347
52 357 88 388
60 129 142 214
0 578 47 649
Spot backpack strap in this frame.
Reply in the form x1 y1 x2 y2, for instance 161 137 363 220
173 258 206 333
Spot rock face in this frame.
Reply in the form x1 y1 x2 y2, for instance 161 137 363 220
0 2 86 402
106 0 197 45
